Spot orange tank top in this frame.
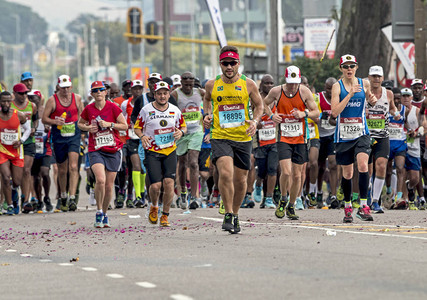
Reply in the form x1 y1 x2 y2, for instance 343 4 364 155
0 109 22 158
276 87 306 144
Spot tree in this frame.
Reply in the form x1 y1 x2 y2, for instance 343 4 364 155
335 0 392 78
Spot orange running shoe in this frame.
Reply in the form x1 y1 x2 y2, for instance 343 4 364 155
149 206 158 224
160 214 170 227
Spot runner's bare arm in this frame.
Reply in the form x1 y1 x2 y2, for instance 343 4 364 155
112 113 128 131
75 94 84 115
387 89 399 120
41 96 60 126
364 79 377 106
263 86 281 123
298 85 319 120
247 78 264 123
331 82 348 118
18 111 27 125
202 79 214 129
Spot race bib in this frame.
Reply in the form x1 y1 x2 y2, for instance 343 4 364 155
388 123 404 140
94 131 116 150
218 104 245 128
320 118 335 130
280 118 303 137
35 133 44 154
339 117 363 140
258 121 276 141
60 122 76 137
308 123 316 139
154 127 174 149
128 128 139 140
119 130 127 137
367 113 385 130
183 107 201 125
1 130 18 145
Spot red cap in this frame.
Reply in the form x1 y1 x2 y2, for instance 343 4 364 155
28 90 42 98
13 83 29 93
91 81 105 90
219 51 240 61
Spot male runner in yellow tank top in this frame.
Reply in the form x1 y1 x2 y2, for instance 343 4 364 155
203 46 264 233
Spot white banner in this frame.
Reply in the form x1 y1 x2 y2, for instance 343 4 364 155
304 18 336 59
381 25 415 79
205 0 227 48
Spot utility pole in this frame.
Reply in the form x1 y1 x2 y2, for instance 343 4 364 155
414 0 427 80
163 0 171 76
268 0 279 81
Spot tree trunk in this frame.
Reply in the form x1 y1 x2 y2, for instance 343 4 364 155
336 0 392 78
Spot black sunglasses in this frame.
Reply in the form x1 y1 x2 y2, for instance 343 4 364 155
341 64 357 69
91 88 106 93
17 92 28 95
221 61 238 67
181 76 194 80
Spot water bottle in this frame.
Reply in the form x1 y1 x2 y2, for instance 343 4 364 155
96 116 106 130
57 112 67 130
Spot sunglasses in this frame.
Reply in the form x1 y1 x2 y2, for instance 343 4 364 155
220 61 238 67
181 76 194 80
91 88 106 93
341 64 357 69
17 92 28 95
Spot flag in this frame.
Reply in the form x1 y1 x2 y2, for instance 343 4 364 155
205 0 227 48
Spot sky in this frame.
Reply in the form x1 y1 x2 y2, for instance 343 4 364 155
12 0 153 31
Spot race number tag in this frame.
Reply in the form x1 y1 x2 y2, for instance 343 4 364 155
218 104 245 128
367 113 385 130
35 132 44 154
388 123 404 140
320 118 335 130
154 127 174 149
339 117 363 140
280 118 303 137
183 106 201 125
94 131 116 150
258 121 276 141
308 123 316 139
0 130 18 145
128 128 139 140
119 130 127 137
60 122 76 137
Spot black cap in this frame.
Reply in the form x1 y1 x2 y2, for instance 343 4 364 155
122 79 132 87
381 80 394 90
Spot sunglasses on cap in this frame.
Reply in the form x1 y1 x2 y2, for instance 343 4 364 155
17 92 28 95
181 76 194 80
220 60 239 67
91 88 106 93
341 64 357 69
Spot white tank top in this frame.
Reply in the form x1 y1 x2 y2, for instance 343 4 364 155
367 87 389 139
406 105 420 157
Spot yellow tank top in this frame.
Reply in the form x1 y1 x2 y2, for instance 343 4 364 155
211 75 251 141
307 93 321 140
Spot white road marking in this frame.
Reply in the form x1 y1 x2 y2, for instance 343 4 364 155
39 259 52 263
106 273 124 279
20 254 33 257
170 294 194 300
136 282 156 288
198 217 427 241
5 249 17 252
81 267 98 272
194 264 212 268
58 263 74 266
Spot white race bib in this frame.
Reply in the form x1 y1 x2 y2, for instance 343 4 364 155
1 131 18 145
94 131 116 150
128 128 139 140
280 120 303 137
388 123 404 140
258 121 276 141
339 117 363 140
308 123 316 139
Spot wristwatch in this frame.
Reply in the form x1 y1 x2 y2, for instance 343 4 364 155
111 122 115 129
304 109 309 117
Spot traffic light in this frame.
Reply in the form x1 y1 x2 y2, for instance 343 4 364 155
146 21 159 45
127 7 142 44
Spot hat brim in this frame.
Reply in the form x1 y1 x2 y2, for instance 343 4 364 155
286 78 301 84
58 83 72 88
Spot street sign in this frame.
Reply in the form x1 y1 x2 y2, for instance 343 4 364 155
127 7 143 44
392 0 414 42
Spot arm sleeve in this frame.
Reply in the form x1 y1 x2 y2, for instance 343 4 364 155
20 119 31 143
131 96 142 124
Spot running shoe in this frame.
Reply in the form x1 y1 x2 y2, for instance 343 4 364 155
102 215 111 228
201 181 209 199
30 197 38 210
222 213 233 232
329 195 339 209
337 186 344 201
68 197 77 211
36 200 44 213
148 206 158 224
22 201 33 214
218 198 225 215
160 215 171 227
254 185 263 203
352 200 360 209
126 198 135 208
2 202 7 210
180 193 188 210
7 206 14 216
265 197 276 209
286 204 299 220
115 193 125 209
241 194 255 208
54 199 61 213
134 196 144 208
275 199 287 219
343 207 353 223
356 205 374 221
408 201 418 210
371 201 384 213
44 196 53 212
259 198 266 209
189 197 200 210
94 212 103 228
308 193 317 208
60 197 68 212
383 193 393 210
407 181 416 203
233 214 241 233
394 198 407 209
295 197 304 210
317 192 323 207
211 189 220 205
273 186 281 206
419 199 426 210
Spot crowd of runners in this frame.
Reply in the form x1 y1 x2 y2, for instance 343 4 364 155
1 46 427 233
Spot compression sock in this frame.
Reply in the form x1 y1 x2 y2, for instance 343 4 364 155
132 171 141 198
342 177 352 203
372 177 385 202
140 172 146 193
359 172 370 206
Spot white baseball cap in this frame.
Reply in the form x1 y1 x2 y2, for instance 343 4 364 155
285 66 301 84
131 80 143 88
369 65 384 77
401 88 413 96
171 74 181 86
411 78 423 86
148 73 162 81
340 54 357 65
154 81 170 92
58 75 72 88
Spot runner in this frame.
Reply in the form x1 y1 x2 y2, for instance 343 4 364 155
203 46 264 233
366 65 398 213
109 83 120 100
331 54 377 223
134 81 187 227
78 81 127 227
317 78 339 209
42 75 84 212
253 74 277 209
0 91 29 215
12 83 38 213
171 71 205 209
264 65 319 220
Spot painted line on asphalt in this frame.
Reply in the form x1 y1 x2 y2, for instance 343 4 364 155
194 264 212 268
170 294 194 300
20 254 33 257
106 273 124 279
198 217 427 241
81 267 98 272
136 282 157 288
58 263 74 266
5 249 17 253
39 259 52 263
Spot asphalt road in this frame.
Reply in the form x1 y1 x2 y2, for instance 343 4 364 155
1 193 427 300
